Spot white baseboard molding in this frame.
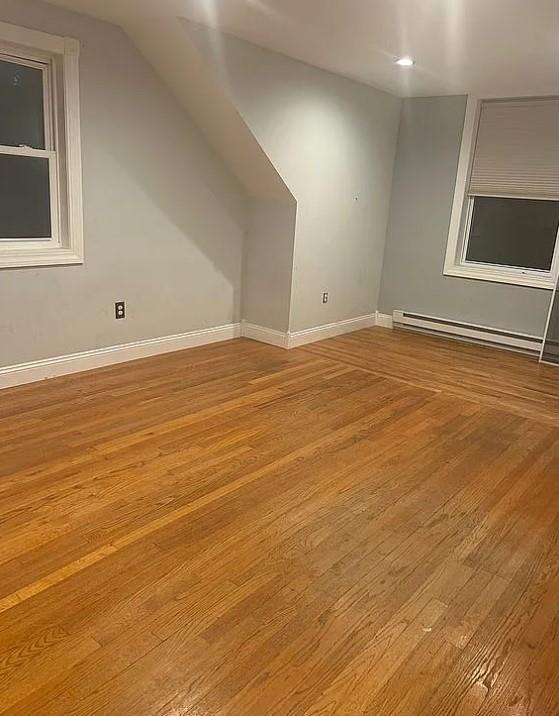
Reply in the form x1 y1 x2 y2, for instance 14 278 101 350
2 311 388 391
241 321 290 349
0 323 241 390
375 312 394 329
288 314 376 348
242 314 380 351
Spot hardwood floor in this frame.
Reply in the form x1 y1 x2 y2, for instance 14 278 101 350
1 327 559 715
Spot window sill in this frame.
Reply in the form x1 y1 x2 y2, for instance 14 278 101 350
0 246 83 269
443 263 556 290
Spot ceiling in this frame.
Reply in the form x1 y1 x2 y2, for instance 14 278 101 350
48 0 559 98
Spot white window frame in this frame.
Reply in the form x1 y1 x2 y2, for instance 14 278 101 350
444 95 559 290
0 21 83 269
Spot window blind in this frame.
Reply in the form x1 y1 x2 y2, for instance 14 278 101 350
468 98 559 200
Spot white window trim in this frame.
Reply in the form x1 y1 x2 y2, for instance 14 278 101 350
0 22 84 269
443 95 559 290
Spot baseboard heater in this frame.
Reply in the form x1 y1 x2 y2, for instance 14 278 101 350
392 310 542 354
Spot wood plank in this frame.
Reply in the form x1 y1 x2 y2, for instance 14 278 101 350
0 330 558 715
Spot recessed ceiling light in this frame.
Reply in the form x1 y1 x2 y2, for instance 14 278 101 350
395 57 415 67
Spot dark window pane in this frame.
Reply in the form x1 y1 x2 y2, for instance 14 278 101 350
466 196 559 271
0 154 51 238
0 59 45 149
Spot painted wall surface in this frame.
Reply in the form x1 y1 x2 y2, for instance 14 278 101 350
128 16 292 201
187 24 402 332
379 95 552 336
0 0 247 367
243 198 297 332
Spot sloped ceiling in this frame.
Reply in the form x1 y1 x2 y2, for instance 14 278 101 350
43 0 294 198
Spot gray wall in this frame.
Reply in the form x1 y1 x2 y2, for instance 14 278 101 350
243 198 297 332
187 24 402 333
129 16 294 201
379 95 552 337
0 0 247 367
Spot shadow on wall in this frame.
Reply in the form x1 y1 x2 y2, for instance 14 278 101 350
0 0 299 368
0 0 250 366
83 23 248 295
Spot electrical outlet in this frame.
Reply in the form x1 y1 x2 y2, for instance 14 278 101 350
115 301 126 320
322 292 329 304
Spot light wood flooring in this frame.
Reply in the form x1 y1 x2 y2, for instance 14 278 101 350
1 327 559 715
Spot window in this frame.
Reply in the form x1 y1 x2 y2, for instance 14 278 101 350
445 97 559 289
0 22 83 268
464 196 559 271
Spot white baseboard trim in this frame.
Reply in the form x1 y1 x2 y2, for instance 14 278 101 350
240 321 289 349
242 314 379 351
0 323 241 391
375 312 394 329
288 314 376 349
2 311 389 391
